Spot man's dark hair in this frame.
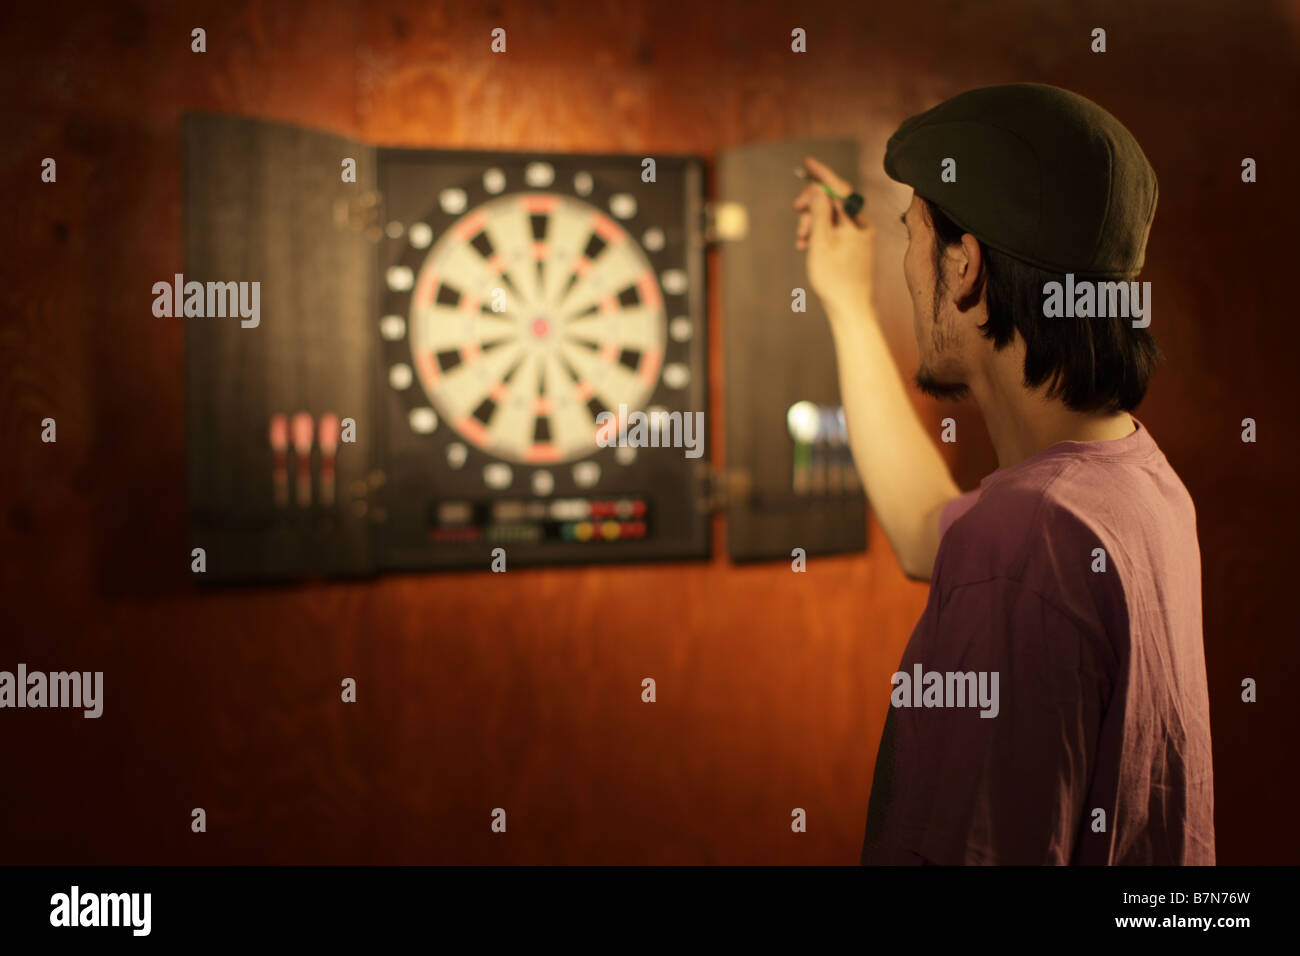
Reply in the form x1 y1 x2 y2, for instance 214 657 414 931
922 197 1159 413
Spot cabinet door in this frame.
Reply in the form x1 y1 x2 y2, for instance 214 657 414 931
184 112 377 582
718 138 867 562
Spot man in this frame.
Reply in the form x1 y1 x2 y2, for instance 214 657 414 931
794 83 1214 865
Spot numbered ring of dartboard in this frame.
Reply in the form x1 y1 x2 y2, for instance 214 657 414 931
381 161 693 490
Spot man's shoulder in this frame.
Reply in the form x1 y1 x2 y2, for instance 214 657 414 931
938 460 1128 633
944 439 1193 571
937 436 1201 643
944 462 1100 569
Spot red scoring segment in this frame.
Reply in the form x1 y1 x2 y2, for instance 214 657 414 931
415 269 439 310
520 195 560 214
590 212 624 243
525 444 561 463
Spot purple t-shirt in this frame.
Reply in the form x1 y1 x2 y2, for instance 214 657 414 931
861 419 1215 865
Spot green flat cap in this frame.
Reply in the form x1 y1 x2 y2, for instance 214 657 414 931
884 83 1157 278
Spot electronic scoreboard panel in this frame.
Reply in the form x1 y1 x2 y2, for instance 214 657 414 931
184 114 864 583
374 150 709 570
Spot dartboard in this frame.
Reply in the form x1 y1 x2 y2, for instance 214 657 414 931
379 158 697 499
410 191 665 466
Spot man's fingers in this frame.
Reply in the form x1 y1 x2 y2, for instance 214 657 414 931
810 185 836 234
845 204 870 231
795 183 824 249
792 182 819 211
798 179 856 249
795 209 811 249
802 156 853 197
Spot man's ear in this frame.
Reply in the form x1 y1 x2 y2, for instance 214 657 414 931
950 233 984 308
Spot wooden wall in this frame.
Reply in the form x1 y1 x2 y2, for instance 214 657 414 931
1 0 1296 863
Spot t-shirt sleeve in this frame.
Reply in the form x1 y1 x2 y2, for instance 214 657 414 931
880 576 1111 865
939 489 981 539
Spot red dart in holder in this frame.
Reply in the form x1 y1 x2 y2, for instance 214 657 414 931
318 413 340 508
291 412 314 508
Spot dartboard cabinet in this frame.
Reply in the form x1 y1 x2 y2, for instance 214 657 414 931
184 114 864 582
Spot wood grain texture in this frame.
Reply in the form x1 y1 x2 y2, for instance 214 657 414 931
0 0 1297 864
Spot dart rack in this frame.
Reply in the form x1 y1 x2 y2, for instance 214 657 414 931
184 113 864 582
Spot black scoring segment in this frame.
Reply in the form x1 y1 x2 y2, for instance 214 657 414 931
472 396 496 426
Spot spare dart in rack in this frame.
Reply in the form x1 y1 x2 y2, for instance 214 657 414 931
269 413 289 509
787 401 818 497
291 412 314 508
318 413 340 508
810 406 829 496
825 406 844 496
837 406 860 493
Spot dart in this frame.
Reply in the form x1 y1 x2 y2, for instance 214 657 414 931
810 407 829 496
787 401 818 496
268 413 289 509
794 167 864 219
824 406 844 495
836 406 860 492
291 412 314 508
318 413 340 508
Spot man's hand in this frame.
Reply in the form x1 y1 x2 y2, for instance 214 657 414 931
793 156 875 317
792 158 960 581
